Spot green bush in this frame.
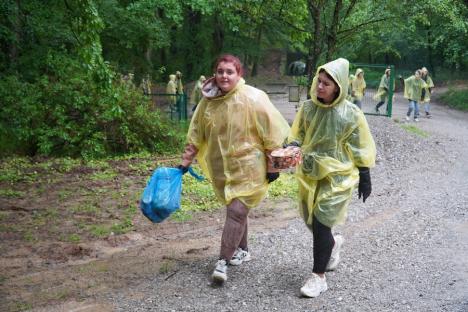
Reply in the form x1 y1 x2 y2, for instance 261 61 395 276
439 87 468 111
0 54 184 158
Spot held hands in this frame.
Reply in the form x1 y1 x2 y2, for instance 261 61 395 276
177 165 189 174
358 167 372 203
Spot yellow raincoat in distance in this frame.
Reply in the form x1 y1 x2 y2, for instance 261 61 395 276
421 75 434 102
166 74 177 106
351 68 366 101
187 78 290 208
190 76 205 105
290 58 376 227
404 75 427 102
373 71 394 102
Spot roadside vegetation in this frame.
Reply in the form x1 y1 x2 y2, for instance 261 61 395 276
439 87 468 111
0 156 298 244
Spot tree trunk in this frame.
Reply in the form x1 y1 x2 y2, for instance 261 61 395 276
306 0 323 98
325 0 342 62
212 14 224 57
426 27 435 77
9 0 21 71
250 27 263 77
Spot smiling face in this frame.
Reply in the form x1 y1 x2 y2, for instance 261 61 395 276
215 61 241 93
316 71 339 104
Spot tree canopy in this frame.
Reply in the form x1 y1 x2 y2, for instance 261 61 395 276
1 0 467 157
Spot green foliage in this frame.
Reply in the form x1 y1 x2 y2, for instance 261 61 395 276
175 167 298 220
439 87 468 111
0 58 185 158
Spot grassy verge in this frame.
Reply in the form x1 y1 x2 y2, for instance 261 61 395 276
400 124 430 138
0 156 299 244
439 87 468 111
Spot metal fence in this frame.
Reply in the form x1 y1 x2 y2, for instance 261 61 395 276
149 93 188 121
349 63 395 117
287 63 396 117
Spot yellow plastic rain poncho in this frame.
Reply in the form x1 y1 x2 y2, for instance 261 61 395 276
290 58 376 227
351 68 366 101
421 72 434 102
166 74 177 106
346 74 355 101
373 69 393 102
187 78 290 208
190 75 206 105
404 75 427 102
175 71 184 94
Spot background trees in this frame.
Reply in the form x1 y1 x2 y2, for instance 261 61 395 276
1 0 467 157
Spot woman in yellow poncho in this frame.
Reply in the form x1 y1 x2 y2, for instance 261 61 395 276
351 68 366 109
190 75 206 112
420 67 434 118
404 70 427 122
178 54 290 283
166 74 177 108
287 58 376 298
374 68 392 114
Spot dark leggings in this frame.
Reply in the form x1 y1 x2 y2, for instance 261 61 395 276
220 199 249 261
306 215 335 274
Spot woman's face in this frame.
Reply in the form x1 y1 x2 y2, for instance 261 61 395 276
215 61 241 93
317 72 339 104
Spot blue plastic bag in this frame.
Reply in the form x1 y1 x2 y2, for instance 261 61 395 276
140 167 204 223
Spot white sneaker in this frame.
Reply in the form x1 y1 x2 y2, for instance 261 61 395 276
414 118 419 122
212 259 228 282
300 273 328 298
326 235 344 271
229 248 252 266
405 116 410 121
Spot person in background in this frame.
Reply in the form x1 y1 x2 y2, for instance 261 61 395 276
178 54 290 284
374 68 392 114
346 74 355 102
351 68 366 109
287 58 376 298
166 74 177 108
190 75 206 112
420 67 434 118
404 69 427 122
175 71 184 95
140 74 152 95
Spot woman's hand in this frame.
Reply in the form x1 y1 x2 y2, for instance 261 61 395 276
266 172 279 183
358 167 371 202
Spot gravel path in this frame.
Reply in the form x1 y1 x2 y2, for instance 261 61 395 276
107 90 468 312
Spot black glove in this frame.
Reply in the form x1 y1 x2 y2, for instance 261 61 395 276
358 167 371 202
266 172 279 183
177 165 189 174
283 141 300 148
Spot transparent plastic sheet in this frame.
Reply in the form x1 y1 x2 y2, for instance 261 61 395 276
140 167 204 223
187 78 290 208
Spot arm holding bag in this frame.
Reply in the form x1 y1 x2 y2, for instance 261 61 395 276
140 167 203 223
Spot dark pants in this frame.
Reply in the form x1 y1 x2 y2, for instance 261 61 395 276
220 199 249 260
304 214 335 274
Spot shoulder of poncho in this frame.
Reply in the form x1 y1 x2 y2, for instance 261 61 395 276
239 85 268 102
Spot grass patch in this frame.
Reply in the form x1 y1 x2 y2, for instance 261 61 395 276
0 157 37 184
71 202 100 215
267 172 298 199
439 87 468 111
89 170 118 181
0 189 25 198
400 124 429 138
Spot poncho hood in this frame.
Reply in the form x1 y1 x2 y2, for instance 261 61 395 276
201 77 245 100
310 58 349 108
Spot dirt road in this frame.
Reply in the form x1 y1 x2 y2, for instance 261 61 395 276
4 88 468 312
